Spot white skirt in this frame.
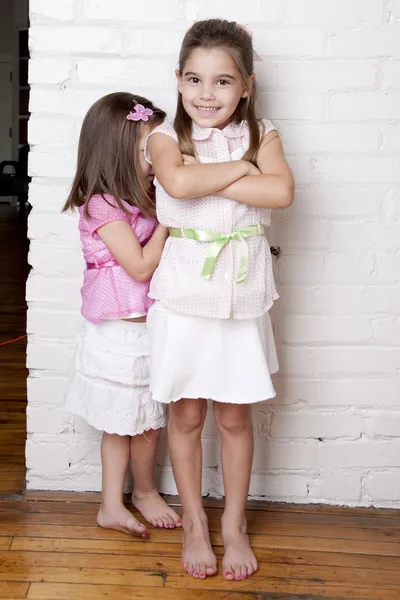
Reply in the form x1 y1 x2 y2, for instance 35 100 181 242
64 319 166 436
147 302 278 405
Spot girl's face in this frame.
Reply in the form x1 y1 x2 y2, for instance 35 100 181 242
177 47 254 130
137 123 153 184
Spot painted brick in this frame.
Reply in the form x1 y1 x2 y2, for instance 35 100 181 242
29 58 72 84
30 25 123 55
327 30 400 58
285 0 384 26
366 473 400 502
278 316 373 345
318 441 400 468
369 414 400 437
380 124 400 152
254 29 325 57
27 308 81 340
28 182 74 213
271 412 363 440
291 186 379 219
281 124 379 154
329 93 400 121
249 474 309 499
273 378 400 408
278 285 400 316
279 347 400 377
26 274 82 310
274 61 377 92
196 0 284 23
27 376 69 408
75 58 175 87
253 441 316 470
309 471 362 503
261 93 323 121
80 0 186 23
30 0 75 20
27 407 73 434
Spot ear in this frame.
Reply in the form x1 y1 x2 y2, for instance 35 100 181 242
176 69 183 94
241 73 256 99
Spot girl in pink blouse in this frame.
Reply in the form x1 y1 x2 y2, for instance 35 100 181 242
63 92 182 538
147 20 294 580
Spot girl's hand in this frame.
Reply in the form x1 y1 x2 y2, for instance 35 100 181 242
182 154 199 166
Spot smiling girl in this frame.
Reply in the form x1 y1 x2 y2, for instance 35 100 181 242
145 20 294 581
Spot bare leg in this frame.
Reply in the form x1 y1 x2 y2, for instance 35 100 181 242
97 432 148 537
213 402 258 580
130 428 182 529
168 398 217 579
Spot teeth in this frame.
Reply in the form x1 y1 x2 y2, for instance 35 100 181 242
196 107 219 112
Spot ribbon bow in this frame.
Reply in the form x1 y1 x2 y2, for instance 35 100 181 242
169 224 265 284
236 23 262 62
126 104 153 122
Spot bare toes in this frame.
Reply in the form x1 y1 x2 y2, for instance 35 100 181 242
224 567 234 580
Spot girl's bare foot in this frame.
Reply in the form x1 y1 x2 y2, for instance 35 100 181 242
182 515 217 579
97 504 148 537
132 489 182 529
221 518 258 581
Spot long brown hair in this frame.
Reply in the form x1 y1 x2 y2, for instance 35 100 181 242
174 19 261 164
63 92 166 217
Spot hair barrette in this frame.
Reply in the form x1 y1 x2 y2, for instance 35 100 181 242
126 104 153 122
236 23 263 62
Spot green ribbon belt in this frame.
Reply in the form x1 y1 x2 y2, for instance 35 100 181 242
168 224 265 284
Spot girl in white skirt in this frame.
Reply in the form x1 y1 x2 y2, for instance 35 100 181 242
146 20 294 579
63 92 182 537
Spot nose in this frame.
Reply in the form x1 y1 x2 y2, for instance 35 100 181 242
200 83 215 101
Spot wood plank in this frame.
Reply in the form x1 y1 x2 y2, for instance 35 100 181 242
0 539 12 551
9 531 400 559
2 523 400 558
5 500 400 533
0 581 29 599
23 490 400 520
3 550 400 589
9 537 400 572
2 509 400 545
27 583 254 600
165 576 400 600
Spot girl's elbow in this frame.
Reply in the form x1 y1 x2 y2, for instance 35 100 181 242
134 269 153 283
279 182 294 209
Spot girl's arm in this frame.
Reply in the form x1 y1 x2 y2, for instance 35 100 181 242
148 132 252 200
217 132 295 209
97 221 168 283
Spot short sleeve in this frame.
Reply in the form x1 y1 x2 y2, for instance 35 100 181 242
259 119 278 138
144 120 179 164
85 195 131 237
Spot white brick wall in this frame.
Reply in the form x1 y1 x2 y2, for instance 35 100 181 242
26 0 400 507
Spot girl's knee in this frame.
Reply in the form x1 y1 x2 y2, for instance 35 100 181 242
169 398 207 434
213 402 252 434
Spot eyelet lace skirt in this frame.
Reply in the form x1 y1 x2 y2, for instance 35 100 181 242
64 319 166 436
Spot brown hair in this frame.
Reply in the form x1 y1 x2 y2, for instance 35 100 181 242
63 92 166 218
174 19 262 165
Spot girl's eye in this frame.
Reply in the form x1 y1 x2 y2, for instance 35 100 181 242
189 77 200 84
217 79 229 86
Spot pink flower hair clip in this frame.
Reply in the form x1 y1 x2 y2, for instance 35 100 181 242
126 104 153 122
237 23 262 62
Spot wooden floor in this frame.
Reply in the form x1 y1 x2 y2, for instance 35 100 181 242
0 493 400 599
1 204 400 599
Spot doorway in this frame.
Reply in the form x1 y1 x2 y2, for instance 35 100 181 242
0 0 29 495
